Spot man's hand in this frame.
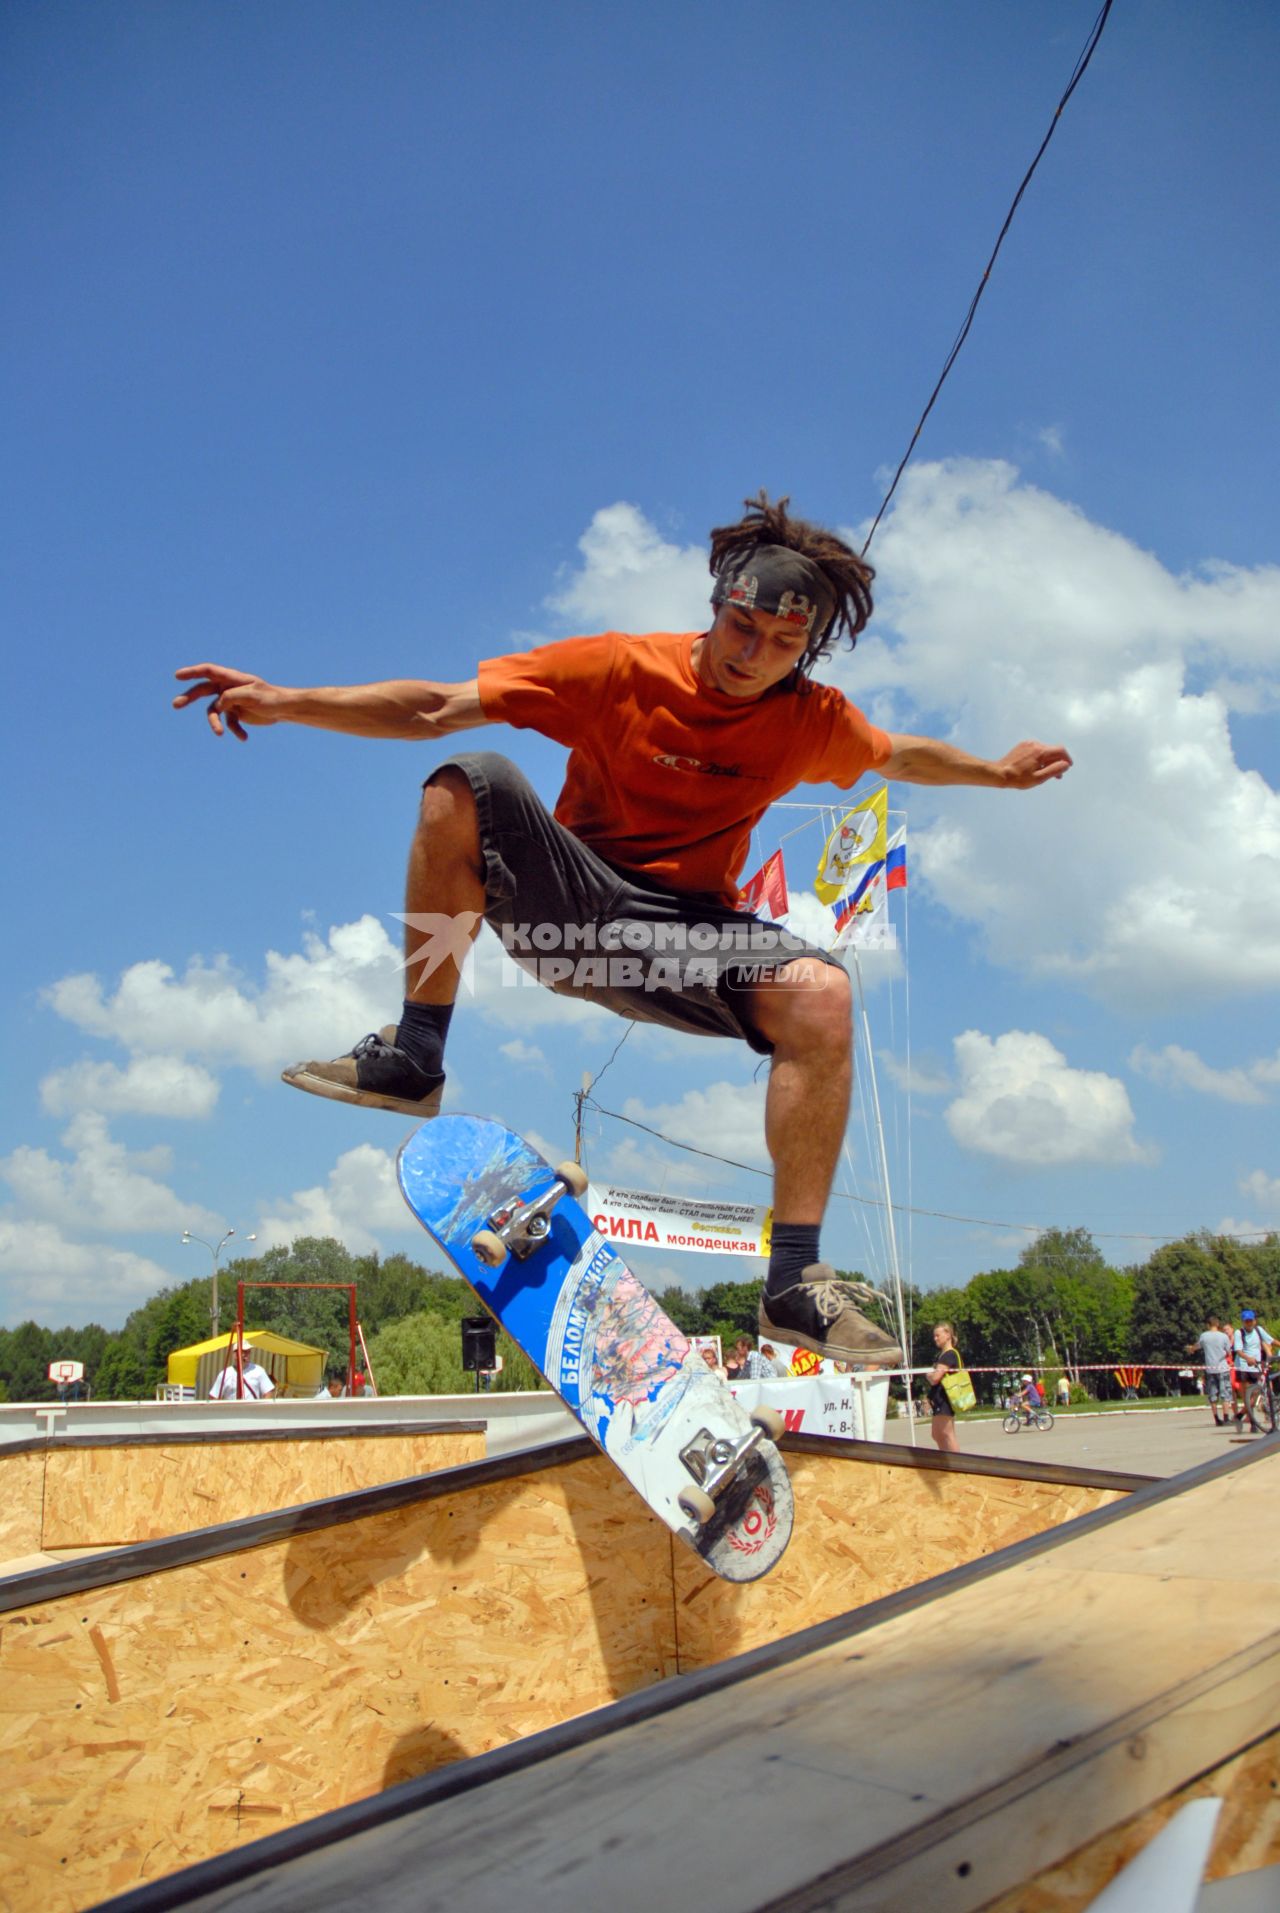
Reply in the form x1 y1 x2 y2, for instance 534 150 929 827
994 741 1073 789
882 733 1073 789
173 664 286 740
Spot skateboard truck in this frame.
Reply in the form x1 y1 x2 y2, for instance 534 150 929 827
677 1409 784 1526
471 1160 589 1268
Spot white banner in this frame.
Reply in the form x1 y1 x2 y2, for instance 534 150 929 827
732 1370 890 1442
587 1184 772 1258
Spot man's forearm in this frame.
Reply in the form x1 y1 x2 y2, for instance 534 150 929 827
882 733 1073 790
882 735 1008 787
274 679 473 740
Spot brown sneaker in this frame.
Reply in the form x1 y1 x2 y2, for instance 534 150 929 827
282 1026 445 1118
759 1263 904 1366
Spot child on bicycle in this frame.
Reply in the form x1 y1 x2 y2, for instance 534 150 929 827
1014 1373 1044 1425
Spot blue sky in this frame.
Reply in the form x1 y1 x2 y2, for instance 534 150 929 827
3 0 1277 1329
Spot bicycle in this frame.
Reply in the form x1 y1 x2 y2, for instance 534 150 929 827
1002 1405 1055 1434
1243 1361 1279 1435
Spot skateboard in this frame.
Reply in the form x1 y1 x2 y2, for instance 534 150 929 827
397 1114 794 1583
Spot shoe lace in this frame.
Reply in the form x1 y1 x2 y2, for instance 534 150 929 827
349 1031 393 1060
798 1273 872 1327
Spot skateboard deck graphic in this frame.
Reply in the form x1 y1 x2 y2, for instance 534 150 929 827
397 1114 793 1582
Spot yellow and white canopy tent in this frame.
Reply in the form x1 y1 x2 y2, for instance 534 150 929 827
167 1329 327 1400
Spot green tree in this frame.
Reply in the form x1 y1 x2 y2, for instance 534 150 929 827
697 1280 763 1337
654 1285 702 1337
909 1287 969 1366
1239 1234 1280 1318
0 1321 55 1401
94 1333 151 1401
1130 1233 1252 1363
144 1287 211 1382
366 1310 545 1395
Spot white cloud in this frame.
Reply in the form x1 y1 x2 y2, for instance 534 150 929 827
543 476 1280 1007
945 1029 1155 1168
255 1143 412 1256
878 1049 952 1096
44 917 402 1075
589 1131 728 1198
545 502 710 634
621 1079 771 1173
463 928 620 1037
0 1216 174 1327
0 1113 224 1236
1129 1043 1270 1106
1216 1219 1271 1243
40 1055 220 1120
1237 1170 1280 1219
827 459 1280 1006
498 1039 546 1069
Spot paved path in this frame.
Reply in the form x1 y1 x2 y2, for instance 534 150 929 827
882 1403 1269 1477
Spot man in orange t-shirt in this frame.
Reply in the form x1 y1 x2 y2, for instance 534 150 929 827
175 493 1071 1366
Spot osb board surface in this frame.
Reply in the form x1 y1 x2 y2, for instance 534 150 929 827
38 1431 486 1546
980 1727 1280 1911
325 1459 1280 1913
1 1456 674 1913
0 1448 44 1565
672 1447 1123 1668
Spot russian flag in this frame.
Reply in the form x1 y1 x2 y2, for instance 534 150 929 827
832 859 881 933
831 891 860 934
885 842 907 891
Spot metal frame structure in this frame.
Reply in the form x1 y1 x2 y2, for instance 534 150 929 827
230 1280 374 1400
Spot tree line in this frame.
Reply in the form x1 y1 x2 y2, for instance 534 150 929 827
0 1226 1276 1403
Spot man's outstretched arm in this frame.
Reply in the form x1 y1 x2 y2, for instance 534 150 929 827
881 733 1072 790
172 664 487 742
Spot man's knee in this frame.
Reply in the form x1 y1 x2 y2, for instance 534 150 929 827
748 958 852 1048
419 764 479 829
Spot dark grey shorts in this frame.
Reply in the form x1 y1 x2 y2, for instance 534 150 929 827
431 752 846 1055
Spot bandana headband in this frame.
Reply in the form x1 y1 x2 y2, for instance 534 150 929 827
711 543 837 644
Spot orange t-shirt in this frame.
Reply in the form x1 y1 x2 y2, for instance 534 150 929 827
477 631 891 905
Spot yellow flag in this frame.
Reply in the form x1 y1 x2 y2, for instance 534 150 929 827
814 788 887 904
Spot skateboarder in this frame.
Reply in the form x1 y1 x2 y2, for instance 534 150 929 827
174 492 1071 1370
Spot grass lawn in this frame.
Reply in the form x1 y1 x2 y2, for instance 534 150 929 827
958 1397 1203 1422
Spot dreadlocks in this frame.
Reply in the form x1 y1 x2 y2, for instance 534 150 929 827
707 491 875 687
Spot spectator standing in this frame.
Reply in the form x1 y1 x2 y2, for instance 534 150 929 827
1231 1309 1275 1429
209 1347 275 1400
1186 1315 1233 1428
725 1339 748 1382
925 1322 962 1455
1056 1375 1071 1408
757 1342 783 1378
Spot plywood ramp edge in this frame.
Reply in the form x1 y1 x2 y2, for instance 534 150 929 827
0 1431 573 1614
3 1437 1136 1912
82 1442 1276 1913
0 1420 489 1559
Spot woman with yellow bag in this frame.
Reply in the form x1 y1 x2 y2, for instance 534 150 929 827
926 1322 976 1454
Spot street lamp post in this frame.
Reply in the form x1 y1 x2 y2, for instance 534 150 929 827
181 1228 258 1340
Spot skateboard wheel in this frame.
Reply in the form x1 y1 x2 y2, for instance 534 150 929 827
556 1159 589 1199
678 1484 716 1526
471 1229 507 1268
749 1407 785 1442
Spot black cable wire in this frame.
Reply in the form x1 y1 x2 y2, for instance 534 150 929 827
861 0 1115 556
585 1096 1272 1245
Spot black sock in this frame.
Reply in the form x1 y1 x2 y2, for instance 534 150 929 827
766 1222 821 1296
396 999 453 1076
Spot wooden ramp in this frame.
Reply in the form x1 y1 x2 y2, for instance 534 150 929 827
82 1442 1280 1913
0 1435 1137 1911
0 1420 487 1568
